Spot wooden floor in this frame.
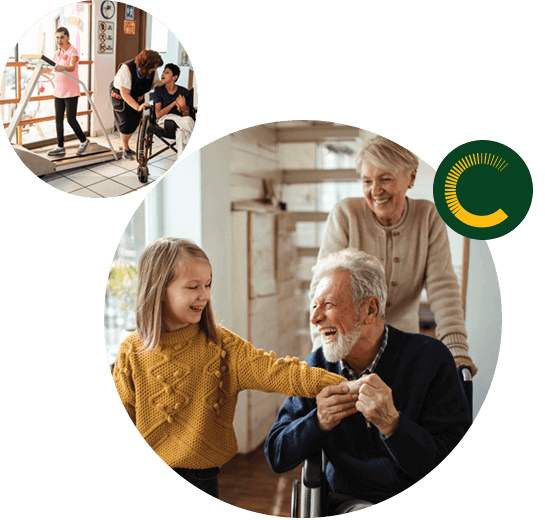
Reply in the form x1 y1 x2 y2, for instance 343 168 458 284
218 442 303 516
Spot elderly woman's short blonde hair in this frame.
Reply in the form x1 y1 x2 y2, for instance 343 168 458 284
356 136 419 177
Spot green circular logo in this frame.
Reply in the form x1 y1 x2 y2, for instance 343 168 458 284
433 140 532 239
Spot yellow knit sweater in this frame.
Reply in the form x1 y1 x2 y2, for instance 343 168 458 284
113 324 343 469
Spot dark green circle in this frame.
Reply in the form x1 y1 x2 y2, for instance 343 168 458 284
433 140 532 240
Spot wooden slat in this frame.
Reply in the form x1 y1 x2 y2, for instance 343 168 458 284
0 91 93 106
231 200 285 213
297 247 319 258
3 110 93 129
282 168 359 184
275 125 364 142
285 211 329 222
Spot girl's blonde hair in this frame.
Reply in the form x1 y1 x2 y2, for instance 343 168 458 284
136 238 218 351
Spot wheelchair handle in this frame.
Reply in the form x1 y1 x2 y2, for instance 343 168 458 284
459 366 473 382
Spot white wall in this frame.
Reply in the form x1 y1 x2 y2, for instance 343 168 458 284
91 1 117 135
150 138 233 329
201 137 233 330
465 239 502 417
160 152 202 245
90 3 187 137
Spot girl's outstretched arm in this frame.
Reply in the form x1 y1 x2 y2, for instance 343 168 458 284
230 335 343 397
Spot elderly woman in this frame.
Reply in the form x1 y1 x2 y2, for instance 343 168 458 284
110 50 163 159
311 136 477 374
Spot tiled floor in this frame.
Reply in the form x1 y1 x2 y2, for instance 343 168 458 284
37 132 178 197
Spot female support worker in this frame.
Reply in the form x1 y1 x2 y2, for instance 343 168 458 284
110 49 163 159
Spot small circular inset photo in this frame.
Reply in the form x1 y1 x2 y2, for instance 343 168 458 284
1 2 197 197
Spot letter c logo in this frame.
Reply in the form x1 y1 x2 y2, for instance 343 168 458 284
444 154 508 228
434 141 532 240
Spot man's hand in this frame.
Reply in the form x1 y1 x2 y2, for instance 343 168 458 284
316 381 359 431
176 95 187 109
356 374 399 436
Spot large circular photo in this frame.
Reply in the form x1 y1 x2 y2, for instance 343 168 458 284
104 120 502 516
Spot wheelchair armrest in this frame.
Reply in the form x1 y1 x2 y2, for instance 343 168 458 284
302 452 323 489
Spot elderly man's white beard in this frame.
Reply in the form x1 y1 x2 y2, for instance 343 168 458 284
322 323 361 363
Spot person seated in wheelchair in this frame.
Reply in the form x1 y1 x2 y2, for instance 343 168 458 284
265 248 472 513
152 63 195 157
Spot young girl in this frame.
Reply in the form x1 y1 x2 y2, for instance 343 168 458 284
113 238 345 499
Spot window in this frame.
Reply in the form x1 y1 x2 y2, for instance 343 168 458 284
104 201 146 365
316 141 360 211
1 3 91 146
150 16 168 54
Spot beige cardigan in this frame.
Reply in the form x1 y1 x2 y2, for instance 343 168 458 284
311 197 472 364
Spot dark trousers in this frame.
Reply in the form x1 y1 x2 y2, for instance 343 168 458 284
54 96 86 147
173 467 219 498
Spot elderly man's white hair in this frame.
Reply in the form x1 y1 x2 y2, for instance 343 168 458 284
311 248 388 320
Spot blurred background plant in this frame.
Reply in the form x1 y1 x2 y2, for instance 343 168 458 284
106 260 138 313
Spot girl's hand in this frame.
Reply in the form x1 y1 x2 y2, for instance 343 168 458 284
316 381 359 431
54 64 64 73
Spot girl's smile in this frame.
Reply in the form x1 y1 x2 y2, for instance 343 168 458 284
162 259 211 332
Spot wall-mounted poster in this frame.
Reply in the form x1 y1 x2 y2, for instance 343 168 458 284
124 20 136 35
125 5 134 20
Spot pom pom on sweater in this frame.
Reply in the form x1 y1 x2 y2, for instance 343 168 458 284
113 324 342 469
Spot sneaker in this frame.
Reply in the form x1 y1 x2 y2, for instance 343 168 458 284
48 146 66 156
122 148 135 160
76 140 91 156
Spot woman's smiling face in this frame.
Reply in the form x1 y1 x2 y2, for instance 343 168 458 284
360 161 415 226
162 259 211 332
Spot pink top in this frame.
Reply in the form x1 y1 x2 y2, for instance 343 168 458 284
53 45 80 98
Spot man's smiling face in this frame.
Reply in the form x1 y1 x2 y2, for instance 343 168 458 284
311 270 361 362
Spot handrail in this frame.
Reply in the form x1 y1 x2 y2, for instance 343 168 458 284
1 60 93 104
0 60 94 144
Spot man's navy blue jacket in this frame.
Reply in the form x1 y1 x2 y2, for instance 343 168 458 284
265 326 472 503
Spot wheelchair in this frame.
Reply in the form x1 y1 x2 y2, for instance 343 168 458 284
291 366 473 517
135 89 196 183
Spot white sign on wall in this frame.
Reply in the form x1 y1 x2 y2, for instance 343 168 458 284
97 21 114 54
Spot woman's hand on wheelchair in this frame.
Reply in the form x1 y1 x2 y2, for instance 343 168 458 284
138 103 151 112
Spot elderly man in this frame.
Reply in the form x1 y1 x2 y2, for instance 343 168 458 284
265 248 471 511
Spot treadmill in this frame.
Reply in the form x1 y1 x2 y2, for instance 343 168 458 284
6 54 119 176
